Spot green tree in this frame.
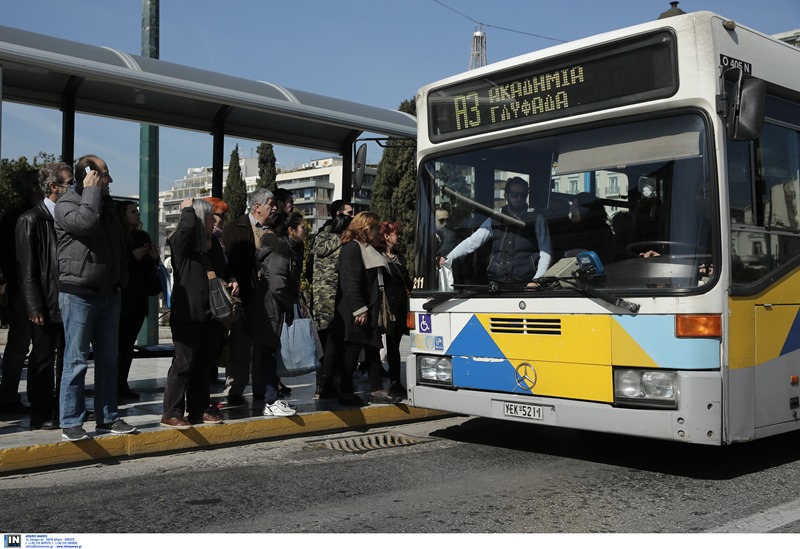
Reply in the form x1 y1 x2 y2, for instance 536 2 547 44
0 152 57 219
371 98 418 273
257 142 277 191
223 145 247 219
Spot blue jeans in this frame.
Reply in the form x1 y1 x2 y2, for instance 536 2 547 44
59 292 121 428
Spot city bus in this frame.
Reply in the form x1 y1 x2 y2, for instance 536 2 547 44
406 9 800 445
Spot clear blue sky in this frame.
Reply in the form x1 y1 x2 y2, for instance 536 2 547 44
1 0 797 197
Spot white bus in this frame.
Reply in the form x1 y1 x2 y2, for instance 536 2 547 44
406 9 800 445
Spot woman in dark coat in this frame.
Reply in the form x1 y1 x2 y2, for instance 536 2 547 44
375 221 412 398
335 212 399 406
160 198 239 429
248 212 306 417
115 200 161 401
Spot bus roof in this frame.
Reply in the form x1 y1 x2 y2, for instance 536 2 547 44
418 10 789 97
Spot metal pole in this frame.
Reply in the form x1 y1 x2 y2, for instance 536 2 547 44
212 106 231 198
139 0 160 345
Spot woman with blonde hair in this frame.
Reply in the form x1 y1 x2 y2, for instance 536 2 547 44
335 212 400 406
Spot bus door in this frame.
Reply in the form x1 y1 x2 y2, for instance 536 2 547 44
754 303 800 427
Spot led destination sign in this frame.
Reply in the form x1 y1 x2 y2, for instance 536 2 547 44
429 31 677 142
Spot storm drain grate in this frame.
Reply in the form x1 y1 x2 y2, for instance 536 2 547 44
311 433 429 453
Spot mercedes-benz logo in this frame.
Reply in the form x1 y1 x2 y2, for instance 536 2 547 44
514 362 537 391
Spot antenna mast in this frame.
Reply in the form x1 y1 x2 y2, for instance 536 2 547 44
469 25 487 70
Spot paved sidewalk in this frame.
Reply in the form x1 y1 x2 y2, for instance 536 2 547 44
0 331 448 473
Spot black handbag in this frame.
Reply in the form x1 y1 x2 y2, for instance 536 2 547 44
377 269 394 333
201 254 243 325
144 258 163 296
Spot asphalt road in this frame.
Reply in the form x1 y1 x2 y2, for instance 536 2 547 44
3 416 800 534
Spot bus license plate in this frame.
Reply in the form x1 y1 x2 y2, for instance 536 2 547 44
503 402 543 420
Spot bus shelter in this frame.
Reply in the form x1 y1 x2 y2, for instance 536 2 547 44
0 24 416 343
0 24 417 200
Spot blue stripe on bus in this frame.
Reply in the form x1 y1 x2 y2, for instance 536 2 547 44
452 356 524 393
614 315 720 369
780 309 800 357
447 315 505 358
446 313 719 370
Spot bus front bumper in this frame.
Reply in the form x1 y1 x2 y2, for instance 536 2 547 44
409 370 722 445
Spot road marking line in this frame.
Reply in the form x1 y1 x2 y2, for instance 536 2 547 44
708 498 800 532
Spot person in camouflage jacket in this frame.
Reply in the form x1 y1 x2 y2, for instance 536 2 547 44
310 205 352 397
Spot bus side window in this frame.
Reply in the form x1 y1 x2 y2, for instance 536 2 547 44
732 118 800 286
728 139 753 225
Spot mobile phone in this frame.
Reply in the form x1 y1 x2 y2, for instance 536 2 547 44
84 166 92 175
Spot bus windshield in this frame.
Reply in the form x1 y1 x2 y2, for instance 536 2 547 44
418 113 716 293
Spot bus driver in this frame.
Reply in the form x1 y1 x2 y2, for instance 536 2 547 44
437 177 552 286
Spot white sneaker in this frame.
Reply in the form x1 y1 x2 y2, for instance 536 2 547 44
263 400 296 417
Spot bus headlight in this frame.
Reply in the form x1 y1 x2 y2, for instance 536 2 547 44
417 356 453 386
614 368 678 409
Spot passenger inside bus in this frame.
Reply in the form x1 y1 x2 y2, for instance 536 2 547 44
542 194 573 262
608 211 634 262
633 182 714 282
434 207 459 259
561 192 613 263
631 182 662 243
438 177 552 285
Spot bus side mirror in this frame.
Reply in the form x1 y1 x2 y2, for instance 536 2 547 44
352 143 367 191
727 74 766 141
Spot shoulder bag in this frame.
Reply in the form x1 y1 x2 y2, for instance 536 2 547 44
277 304 321 377
201 253 243 325
144 257 163 296
377 268 395 334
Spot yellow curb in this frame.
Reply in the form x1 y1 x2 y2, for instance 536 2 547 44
0 406 451 474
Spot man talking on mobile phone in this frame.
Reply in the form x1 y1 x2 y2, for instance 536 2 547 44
53 155 137 441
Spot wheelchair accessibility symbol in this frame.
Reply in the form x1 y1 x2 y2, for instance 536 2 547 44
418 314 432 333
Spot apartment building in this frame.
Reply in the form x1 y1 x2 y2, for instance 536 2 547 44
276 157 376 231
157 155 376 255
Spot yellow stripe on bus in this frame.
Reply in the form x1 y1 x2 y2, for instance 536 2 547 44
514 360 614 402
610 317 658 368
474 314 611 364
473 314 614 402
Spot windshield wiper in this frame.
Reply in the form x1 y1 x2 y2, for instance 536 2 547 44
536 252 640 313
536 275 640 314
